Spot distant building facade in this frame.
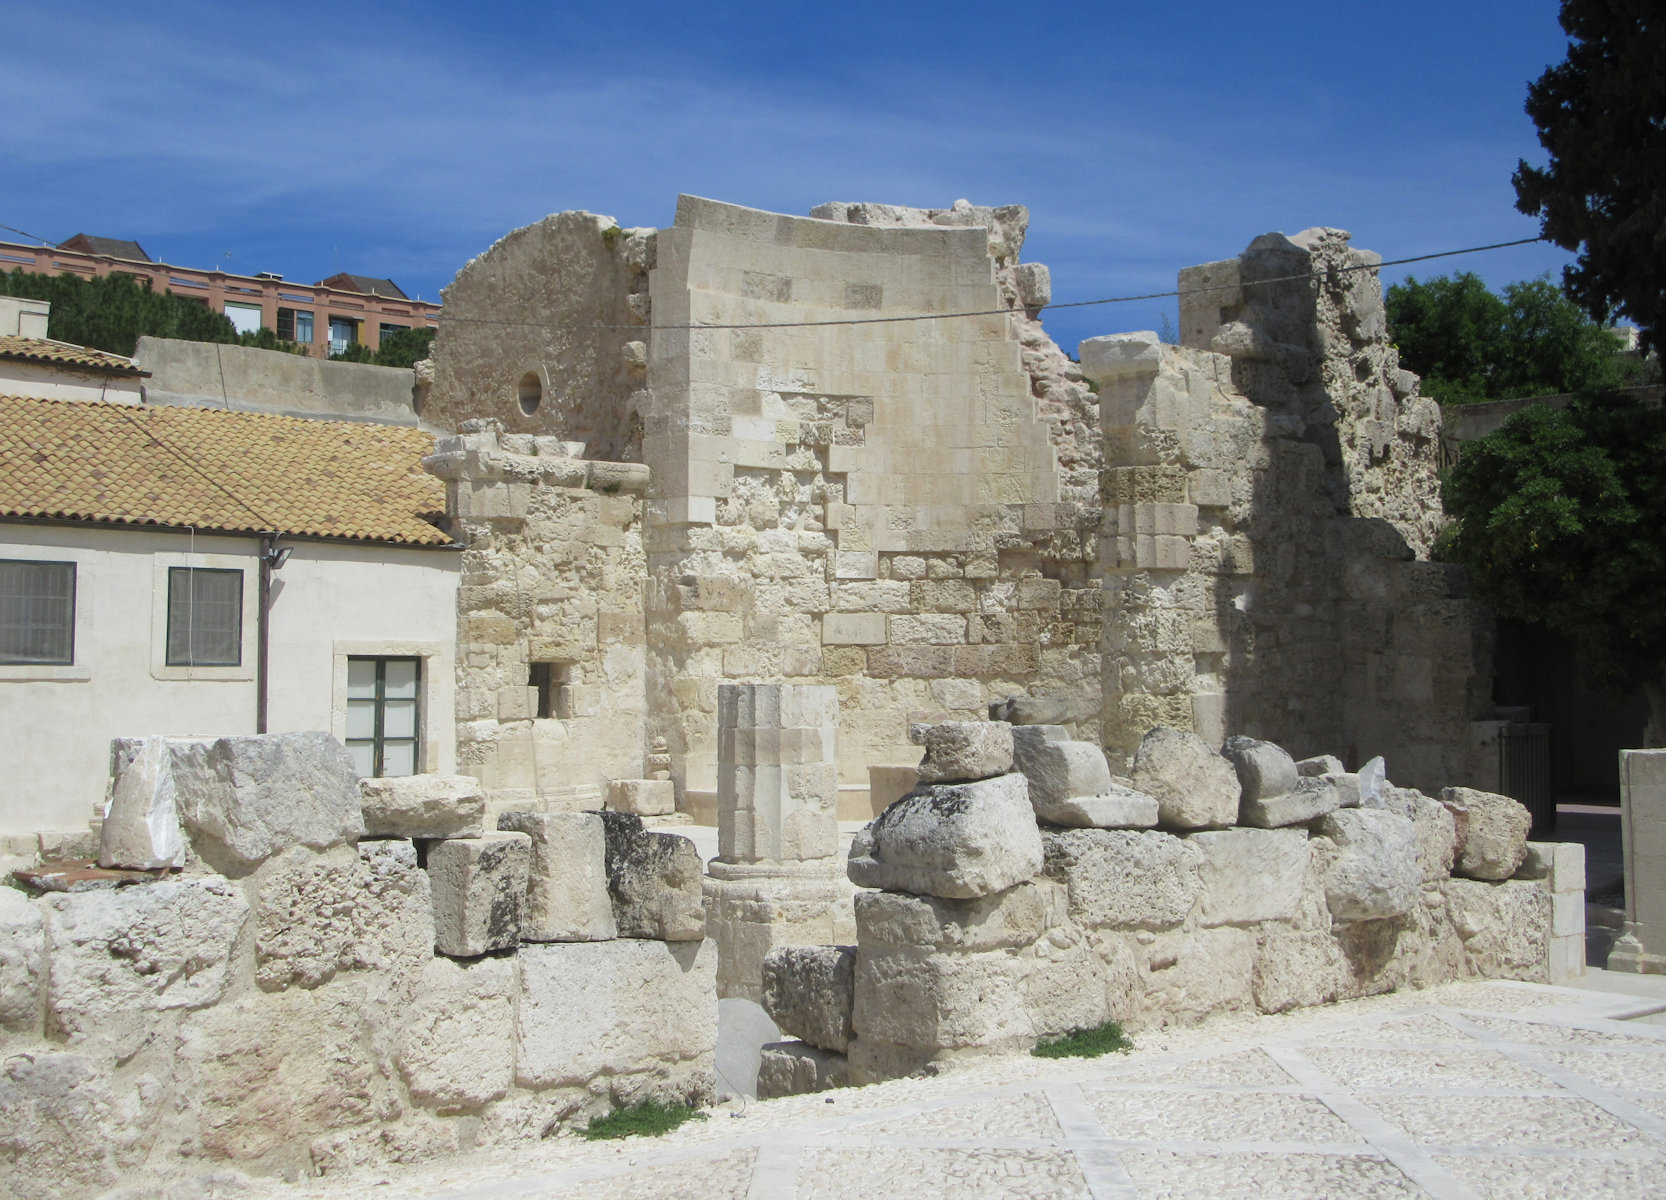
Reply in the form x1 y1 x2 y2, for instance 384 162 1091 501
0 234 440 359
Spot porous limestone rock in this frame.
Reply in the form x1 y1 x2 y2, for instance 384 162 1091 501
496 811 617 941
1189 828 1308 925
1042 828 1202 929
1382 786 1459 882
598 812 705 941
1253 930 1348 1013
853 882 1051 952
515 939 717 1093
1010 735 1158 828
1318 808 1421 921
852 944 1031 1056
98 736 185 870
1443 877 1551 980
1130 726 1239 829
0 886 44 1033
1135 927 1256 1026
910 721 1014 784
1222 736 1299 803
703 872 851 1003
1296 754 1345 777
1441 787 1531 881
1238 773 1351 828
396 955 516 1109
989 696 1096 727
761 944 855 1054
846 773 1043 899
0 1051 156 1200
427 830 531 957
609 779 676 817
170 732 364 873
360 774 485 840
757 1041 848 1099
254 843 433 990
44 876 248 1057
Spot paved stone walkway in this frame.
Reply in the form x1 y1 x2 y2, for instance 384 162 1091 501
224 977 1666 1200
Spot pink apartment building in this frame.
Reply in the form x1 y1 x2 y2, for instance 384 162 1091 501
0 234 440 358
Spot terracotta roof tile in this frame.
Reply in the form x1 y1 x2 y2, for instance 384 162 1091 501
0 395 452 545
0 336 147 376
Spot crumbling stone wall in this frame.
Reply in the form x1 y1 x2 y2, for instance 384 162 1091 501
1090 231 1493 791
643 197 1101 799
424 423 651 809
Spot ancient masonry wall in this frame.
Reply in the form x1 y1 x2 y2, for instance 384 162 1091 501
1088 230 1494 792
0 735 715 1200
423 425 651 810
643 196 1101 801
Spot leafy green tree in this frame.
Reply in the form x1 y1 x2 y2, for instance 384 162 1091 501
233 326 309 355
1441 394 1666 741
0 268 237 356
1514 0 1666 352
372 326 436 368
328 341 377 364
1386 272 1640 404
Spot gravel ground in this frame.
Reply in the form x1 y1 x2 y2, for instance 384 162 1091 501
106 977 1666 1200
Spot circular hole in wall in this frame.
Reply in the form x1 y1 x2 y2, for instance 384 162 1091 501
517 371 542 416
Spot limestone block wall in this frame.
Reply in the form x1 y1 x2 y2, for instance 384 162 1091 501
643 197 1102 797
424 423 651 809
1087 231 1493 791
423 211 652 460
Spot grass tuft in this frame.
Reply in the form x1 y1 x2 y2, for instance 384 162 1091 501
582 1098 707 1140
1032 1020 1133 1059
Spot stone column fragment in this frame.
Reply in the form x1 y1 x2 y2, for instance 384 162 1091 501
716 684 839 865
1611 749 1665 974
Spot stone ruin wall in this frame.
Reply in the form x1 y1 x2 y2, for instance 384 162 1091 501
0 735 716 1200
429 196 1106 812
423 426 652 811
1089 229 1494 792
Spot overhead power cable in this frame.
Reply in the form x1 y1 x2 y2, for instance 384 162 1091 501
0 222 54 247
435 235 1547 334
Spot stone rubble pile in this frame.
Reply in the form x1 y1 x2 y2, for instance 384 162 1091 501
0 732 718 1200
759 718 1579 1096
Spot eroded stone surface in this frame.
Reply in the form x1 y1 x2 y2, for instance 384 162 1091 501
1442 787 1531 881
846 773 1043 899
99 736 185 870
0 887 44 1033
396 955 516 1109
496 811 616 942
1222 736 1299 803
0 1051 156 1200
428 831 530 957
761 944 855 1054
1130 727 1239 830
1042 828 1202 929
1319 808 1421 921
910 721 1014 784
756 1041 848 1099
1383 786 1459 882
1189 827 1308 926
360 775 485 840
853 882 1051 952
1239 774 1350 828
598 812 705 941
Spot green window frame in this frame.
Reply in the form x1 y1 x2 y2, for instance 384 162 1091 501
345 656 422 777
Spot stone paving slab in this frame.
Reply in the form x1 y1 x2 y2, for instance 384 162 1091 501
155 978 1666 1200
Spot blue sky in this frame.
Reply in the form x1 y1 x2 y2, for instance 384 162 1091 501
4 1 1577 352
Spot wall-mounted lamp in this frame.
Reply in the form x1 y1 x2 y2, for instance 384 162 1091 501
263 542 292 569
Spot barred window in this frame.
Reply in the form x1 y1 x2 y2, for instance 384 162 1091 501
0 560 75 665
166 567 242 666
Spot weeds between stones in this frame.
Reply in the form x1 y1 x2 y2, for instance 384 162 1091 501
583 1099 708 1140
1032 1020 1133 1059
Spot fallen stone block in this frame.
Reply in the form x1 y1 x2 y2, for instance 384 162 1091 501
1042 828 1202 929
497 811 616 942
396 955 516 1109
1383 786 1458 882
757 1041 848 1098
1319 808 1421 921
1239 773 1353 828
852 942 1031 1055
1130 726 1239 829
988 696 1097 727
853 882 1050 952
170 732 365 873
1189 827 1308 925
98 737 185 870
1443 877 1550 980
846 773 1043 899
43 876 248 1057
598 811 706 940
1296 754 1345 778
516 939 717 1092
910 720 1014 784
360 774 485 839
428 830 531 957
1034 785 1160 830
1441 787 1531 881
609 778 676 817
1012 735 1156 827
1222 735 1299 802
703 870 850 1003
0 886 44 1033
761 944 855 1053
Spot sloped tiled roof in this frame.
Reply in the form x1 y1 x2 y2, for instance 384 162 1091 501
318 273 409 300
0 395 452 545
59 234 152 262
0 335 148 376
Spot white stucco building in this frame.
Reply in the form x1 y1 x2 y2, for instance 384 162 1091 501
0 392 460 840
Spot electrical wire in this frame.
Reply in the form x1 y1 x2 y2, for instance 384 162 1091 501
434 236 1548 334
